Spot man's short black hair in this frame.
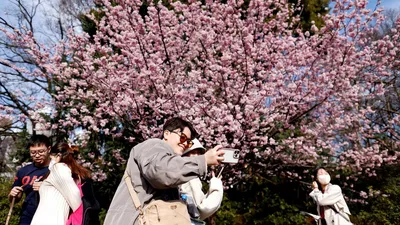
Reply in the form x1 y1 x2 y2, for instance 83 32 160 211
162 117 198 139
27 135 51 149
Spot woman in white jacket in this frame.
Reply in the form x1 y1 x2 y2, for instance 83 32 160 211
309 167 352 225
180 139 224 222
31 143 90 225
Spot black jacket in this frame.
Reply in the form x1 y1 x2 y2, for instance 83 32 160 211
81 179 101 225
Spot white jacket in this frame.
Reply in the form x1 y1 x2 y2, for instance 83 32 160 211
309 183 352 225
31 163 81 225
180 177 223 220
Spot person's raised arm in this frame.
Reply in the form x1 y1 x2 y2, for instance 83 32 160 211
197 176 223 220
136 142 223 189
309 185 343 206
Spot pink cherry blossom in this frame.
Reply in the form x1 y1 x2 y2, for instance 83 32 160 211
2 0 400 190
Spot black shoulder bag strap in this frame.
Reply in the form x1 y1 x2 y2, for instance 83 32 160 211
328 205 351 222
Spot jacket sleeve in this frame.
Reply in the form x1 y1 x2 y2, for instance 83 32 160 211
9 169 23 202
198 177 223 220
11 169 22 188
309 185 343 206
48 163 82 211
187 178 205 206
136 143 207 189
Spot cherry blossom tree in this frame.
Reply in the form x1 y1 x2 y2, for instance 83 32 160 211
2 0 400 189
0 0 107 153
0 0 112 180
0 0 94 137
0 0 54 136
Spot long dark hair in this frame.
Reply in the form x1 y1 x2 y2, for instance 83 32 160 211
51 143 90 181
313 166 329 191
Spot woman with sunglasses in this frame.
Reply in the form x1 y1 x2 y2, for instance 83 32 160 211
31 143 90 225
104 117 225 225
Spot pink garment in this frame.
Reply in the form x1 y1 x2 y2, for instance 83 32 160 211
66 182 84 225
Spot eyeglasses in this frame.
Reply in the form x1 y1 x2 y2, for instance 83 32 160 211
30 148 48 156
170 131 193 149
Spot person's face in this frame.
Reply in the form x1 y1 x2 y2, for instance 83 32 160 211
316 168 331 185
186 149 203 157
317 169 329 176
29 144 50 166
164 127 192 155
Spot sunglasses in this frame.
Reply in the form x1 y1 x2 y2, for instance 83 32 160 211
170 131 194 149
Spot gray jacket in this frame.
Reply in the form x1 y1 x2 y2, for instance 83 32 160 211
104 138 207 225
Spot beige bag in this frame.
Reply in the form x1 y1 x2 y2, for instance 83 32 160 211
123 171 191 225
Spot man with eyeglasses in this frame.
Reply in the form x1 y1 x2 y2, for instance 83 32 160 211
8 135 51 225
104 117 225 225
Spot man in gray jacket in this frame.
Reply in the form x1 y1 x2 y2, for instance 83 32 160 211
104 117 224 225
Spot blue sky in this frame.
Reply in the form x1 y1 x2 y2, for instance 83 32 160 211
327 0 400 11
371 0 400 9
1 1 400 21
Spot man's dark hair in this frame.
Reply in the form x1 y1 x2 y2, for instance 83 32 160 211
162 117 198 139
27 135 51 149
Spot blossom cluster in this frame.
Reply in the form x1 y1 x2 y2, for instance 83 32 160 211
1 0 399 194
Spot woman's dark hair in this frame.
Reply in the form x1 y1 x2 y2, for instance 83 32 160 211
313 166 329 191
161 117 198 139
51 143 90 180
